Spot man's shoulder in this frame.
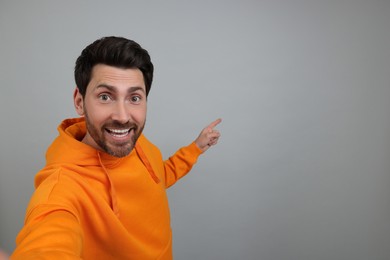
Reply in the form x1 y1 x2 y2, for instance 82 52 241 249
33 167 90 205
26 167 85 218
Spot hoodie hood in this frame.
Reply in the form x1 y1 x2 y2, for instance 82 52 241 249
45 117 121 168
35 117 160 217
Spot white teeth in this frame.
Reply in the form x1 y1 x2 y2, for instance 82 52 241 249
107 128 131 138
109 129 130 134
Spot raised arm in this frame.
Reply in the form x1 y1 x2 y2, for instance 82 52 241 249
164 119 222 187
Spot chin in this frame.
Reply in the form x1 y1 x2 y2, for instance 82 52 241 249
106 144 134 158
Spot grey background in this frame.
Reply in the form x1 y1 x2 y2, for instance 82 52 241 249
1 1 389 259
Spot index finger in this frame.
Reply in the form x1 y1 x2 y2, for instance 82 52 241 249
206 118 222 130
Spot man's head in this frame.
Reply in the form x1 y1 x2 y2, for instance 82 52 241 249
74 36 154 97
73 37 153 158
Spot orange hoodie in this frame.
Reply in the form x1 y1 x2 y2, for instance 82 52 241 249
12 118 202 259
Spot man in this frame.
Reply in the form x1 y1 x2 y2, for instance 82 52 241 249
11 36 221 259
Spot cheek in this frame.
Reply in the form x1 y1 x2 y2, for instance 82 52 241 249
133 106 147 124
85 105 109 126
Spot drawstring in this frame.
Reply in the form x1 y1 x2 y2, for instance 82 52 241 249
95 143 160 217
135 143 161 184
97 152 120 218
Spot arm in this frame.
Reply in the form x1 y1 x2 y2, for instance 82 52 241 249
163 119 222 188
11 206 83 260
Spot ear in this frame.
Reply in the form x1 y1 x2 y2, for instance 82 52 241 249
73 88 85 116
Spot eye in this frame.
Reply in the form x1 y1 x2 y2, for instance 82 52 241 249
98 94 112 102
131 95 142 103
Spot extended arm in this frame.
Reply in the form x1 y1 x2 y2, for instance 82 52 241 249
163 119 222 187
11 206 83 260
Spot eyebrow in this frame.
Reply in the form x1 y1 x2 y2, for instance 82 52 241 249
96 84 145 94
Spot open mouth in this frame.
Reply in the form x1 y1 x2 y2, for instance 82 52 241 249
106 128 131 138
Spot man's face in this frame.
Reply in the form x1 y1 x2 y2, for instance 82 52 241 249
74 64 147 157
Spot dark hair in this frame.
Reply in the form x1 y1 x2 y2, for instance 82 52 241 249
74 36 154 97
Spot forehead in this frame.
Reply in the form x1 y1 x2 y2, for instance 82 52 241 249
89 64 145 90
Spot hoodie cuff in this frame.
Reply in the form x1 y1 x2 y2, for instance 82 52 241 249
188 141 204 156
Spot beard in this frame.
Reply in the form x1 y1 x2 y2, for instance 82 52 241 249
84 108 145 158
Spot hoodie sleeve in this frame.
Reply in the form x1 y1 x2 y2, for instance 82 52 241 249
11 205 83 260
163 142 203 188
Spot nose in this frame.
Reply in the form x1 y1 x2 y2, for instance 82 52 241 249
112 101 130 124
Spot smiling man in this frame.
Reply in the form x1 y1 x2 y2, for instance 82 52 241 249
75 65 147 158
11 36 221 260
